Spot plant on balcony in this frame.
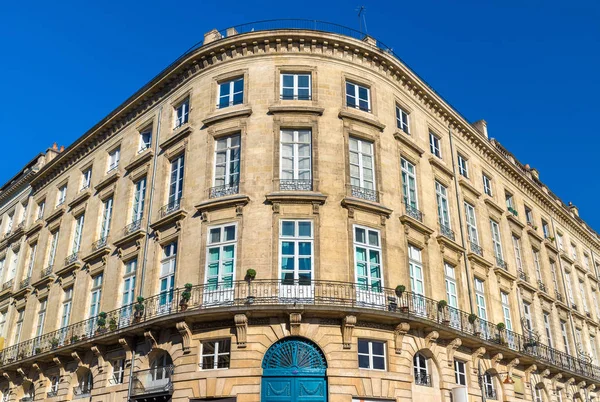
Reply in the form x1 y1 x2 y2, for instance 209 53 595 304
496 322 507 345
548 236 555 242
96 312 108 334
496 322 506 331
134 296 145 320
180 283 193 311
468 313 478 324
395 285 406 297
50 338 59 349
109 317 118 331
70 335 79 344
245 269 257 281
35 347 42 355
437 300 450 324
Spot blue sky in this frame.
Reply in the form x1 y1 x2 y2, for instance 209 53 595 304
1 1 599 228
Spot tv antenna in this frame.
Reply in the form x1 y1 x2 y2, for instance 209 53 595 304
356 6 368 34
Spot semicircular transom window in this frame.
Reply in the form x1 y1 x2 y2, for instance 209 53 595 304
262 337 327 376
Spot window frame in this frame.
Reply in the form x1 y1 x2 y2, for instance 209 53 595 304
395 105 410 134
454 360 466 385
358 339 386 371
200 339 232 370
279 220 313 285
345 81 371 112
280 72 312 100
429 132 442 158
205 223 238 291
353 225 383 292
482 174 493 196
280 129 312 184
457 153 469 178
218 77 244 109
213 134 241 189
174 98 189 128
349 137 376 191
400 158 419 209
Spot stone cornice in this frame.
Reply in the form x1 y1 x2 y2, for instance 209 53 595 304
23 28 599 249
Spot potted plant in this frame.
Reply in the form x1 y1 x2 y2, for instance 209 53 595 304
246 269 257 304
496 322 507 345
134 296 145 320
180 283 193 311
50 338 59 350
96 312 107 334
548 236 556 242
468 313 480 334
468 313 478 324
245 269 256 281
437 300 450 324
395 285 406 298
35 347 42 355
70 335 79 344
109 318 118 331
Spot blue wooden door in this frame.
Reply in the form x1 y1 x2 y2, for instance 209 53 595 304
261 338 327 402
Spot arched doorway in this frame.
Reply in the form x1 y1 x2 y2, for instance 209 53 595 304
261 337 327 402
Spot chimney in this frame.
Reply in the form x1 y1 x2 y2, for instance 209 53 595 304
472 120 488 139
45 143 60 164
52 142 58 151
203 29 222 45
59 145 64 152
362 35 377 47
568 202 579 217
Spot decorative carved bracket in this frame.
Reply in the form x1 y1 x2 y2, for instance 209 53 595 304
16 368 31 384
91 345 106 372
342 315 356 349
176 321 192 354
394 323 410 354
118 337 135 360
446 338 462 366
289 313 302 336
52 357 65 377
144 329 158 350
540 369 550 378
71 351 82 368
507 358 519 377
491 353 503 370
577 381 586 390
587 384 596 393
234 314 248 348
425 331 439 348
471 347 486 373
524 364 537 383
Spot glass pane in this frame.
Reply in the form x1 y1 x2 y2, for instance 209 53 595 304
298 75 309 87
298 257 311 271
298 242 311 256
202 356 215 369
220 83 230 96
208 248 220 262
223 245 235 259
222 260 234 274
281 221 295 236
233 78 244 92
356 262 367 277
217 355 230 368
298 222 311 237
358 340 369 353
368 231 379 247
209 228 220 244
282 75 294 87
358 355 370 368
281 242 295 255
355 227 365 244
224 226 235 241
281 257 294 270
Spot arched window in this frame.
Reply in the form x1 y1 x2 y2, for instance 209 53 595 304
482 372 496 400
75 371 93 397
23 384 34 401
413 353 431 386
1 389 8 402
150 353 174 383
534 386 543 402
49 376 59 397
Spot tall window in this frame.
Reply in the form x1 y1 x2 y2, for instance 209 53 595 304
396 105 410 134
522 301 533 333
358 339 385 370
81 168 92 190
457 154 469 178
482 373 496 400
464 202 479 245
122 259 137 307
500 292 513 330
524 206 533 225
26 243 37 278
132 178 147 223
542 220 550 239
139 128 152 152
556 233 564 250
345 81 370 112
584 254 591 271
214 135 241 190
168 155 185 207
429 132 442 158
564 270 575 306
490 220 504 263
560 320 570 354
534 387 543 402
444 263 458 309
37 200 45 220
13 308 24 345
112 359 125 384
174 98 189 128
571 243 578 260
0 311 5 338
57 184 67 206
35 299 47 337
579 281 589 312
591 336 598 364
50 376 59 395
592 291 600 319
474 278 487 322
505 192 514 210
482 174 492 196
61 287 73 328
280 129 311 188
454 360 466 385
543 312 553 347
107 147 120 172
7 251 18 280
218 78 244 108
100 197 113 240
413 353 430 385
200 339 231 369
206 224 237 290
550 261 559 293
353 226 382 292
349 137 375 193
409 245 425 296
159 242 177 309
72 214 85 254
47 231 59 267
280 73 311 100
400 158 418 209
512 235 523 273
89 274 103 318
279 221 312 285
532 249 543 282
435 181 451 228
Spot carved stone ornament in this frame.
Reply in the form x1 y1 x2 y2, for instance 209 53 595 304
289 313 302 336
507 358 519 377
491 353 503 370
176 321 192 354
91 345 106 372
234 314 248 348
425 331 439 348
342 315 357 349
144 329 158 350
446 338 461 366
471 347 486 374
524 364 537 383
394 323 410 354
118 337 135 360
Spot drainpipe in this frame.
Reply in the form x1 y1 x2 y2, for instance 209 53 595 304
138 105 163 298
126 343 137 402
448 128 475 313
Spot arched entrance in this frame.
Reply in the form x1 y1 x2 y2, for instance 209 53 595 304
261 337 327 402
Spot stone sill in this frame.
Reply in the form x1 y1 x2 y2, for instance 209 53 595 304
399 215 434 236
428 156 454 179
202 106 252 126
45 206 65 224
82 246 112 264
268 104 324 116
150 210 188 232
195 194 250 214
125 149 154 173
394 131 424 156
338 108 385 131
68 188 91 209
95 171 120 192
341 196 392 218
265 192 326 205
159 124 193 151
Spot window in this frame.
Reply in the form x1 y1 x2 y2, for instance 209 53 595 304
408 245 425 311
429 132 442 158
218 77 244 108
543 312 553 347
168 155 185 207
560 320 570 354
532 249 543 282
575 328 583 351
112 359 125 384
7 252 17 281
206 224 237 290
201 339 231 369
454 360 466 385
533 387 543 402
139 128 152 152
413 353 430 386
61 287 73 328
444 263 458 309
36 299 47 337
280 73 311 100
490 220 504 264
214 134 241 191
500 292 513 330
100 197 113 240
482 373 496 399
542 220 550 239
57 184 67 207
0 311 5 338
592 290 600 320
50 376 59 395
174 98 189 128
13 308 24 345
550 261 559 294
523 301 533 334
150 353 173 382
279 221 312 285
47 231 59 267
107 147 120 172
474 278 488 322
81 168 92 190
579 280 589 312
512 235 523 273
395 105 410 134
505 192 514 210
132 178 147 223
464 202 479 246
564 270 575 306
349 137 375 194
345 81 370 112
525 206 533 225
122 259 137 307
556 233 564 250
353 226 382 292
71 214 85 254
435 181 451 228
37 200 45 220
591 336 598 364
358 339 385 370
4 213 13 234
584 254 591 271
159 242 177 309
280 129 311 188
457 154 469 178
400 158 418 210
482 174 492 196
571 243 577 260
89 274 103 318
26 243 37 278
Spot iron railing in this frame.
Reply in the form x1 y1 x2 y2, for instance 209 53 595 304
46 390 58 398
217 99 244 109
65 252 79 266
414 373 431 387
158 198 183 218
124 219 143 235
555 291 563 302
350 185 378 203
73 385 92 398
106 164 119 175
279 179 312 191
469 241 483 257
538 280 547 293
1 279 13 291
518 269 529 282
346 102 371 113
131 365 174 396
80 183 90 192
280 94 312 101
19 278 30 289
209 184 239 199
439 223 455 241
41 266 53 278
495 257 508 270
404 203 423 222
2 280 600 382
92 237 108 251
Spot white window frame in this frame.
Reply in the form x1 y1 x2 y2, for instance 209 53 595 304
464 202 479 245
61 288 73 328
579 280 589 312
280 129 312 182
81 168 92 190
435 181 451 228
159 242 177 309
457 154 469 178
429 132 442 158
564 270 575 305
400 158 418 209
122 259 137 307
500 292 513 331
168 155 185 206
47 231 59 267
107 147 120 172
218 78 244 108
353 225 383 292
474 278 488 321
543 311 553 347
345 81 371 112
512 235 523 272
139 128 152 152
132 178 146 223
557 233 564 250
213 134 241 188
279 220 313 285
454 360 466 385
532 249 543 282
413 352 429 383
100 197 113 240
112 359 125 384
395 105 410 134
523 301 533 333
205 223 238 290
13 308 24 345
444 263 458 309
349 137 375 191
174 98 189 128
72 214 85 254
560 320 570 354
358 339 386 371
89 274 103 318
482 174 492 196
26 243 37 279
35 299 47 338
280 73 311 100
57 185 67 207
490 220 504 262
37 200 45 220
200 339 231 370
505 192 514 209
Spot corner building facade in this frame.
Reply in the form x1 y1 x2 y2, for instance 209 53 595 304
0 21 600 402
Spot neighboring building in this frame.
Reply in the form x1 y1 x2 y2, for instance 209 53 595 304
0 20 599 402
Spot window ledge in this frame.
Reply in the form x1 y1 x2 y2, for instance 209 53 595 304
25 220 43 237
268 104 324 116
265 192 327 205
95 170 120 192
428 156 454 179
341 196 392 218
159 124 193 151
436 235 465 254
399 215 434 236
506 214 525 230
338 109 385 131
202 106 252 126
113 229 147 251
45 206 65 224
467 252 493 269
150 210 188 233
68 188 91 209
493 266 517 283
55 260 83 278
526 227 544 243
81 246 112 265
124 149 154 173
195 194 250 214
483 198 504 216
31 273 55 290
458 177 482 198
393 132 424 156
543 239 559 254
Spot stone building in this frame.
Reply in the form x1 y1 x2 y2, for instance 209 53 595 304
0 20 598 402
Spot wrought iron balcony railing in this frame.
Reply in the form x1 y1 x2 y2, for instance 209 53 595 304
414 373 431 387
2 280 600 383
555 291 563 302
1 279 13 291
518 269 529 282
537 280 547 293
346 102 371 113
350 185 378 203
280 94 312 101
495 257 508 270
158 198 183 218
41 266 53 278
404 203 423 222
209 183 239 199
124 219 143 235
439 223 455 241
92 237 108 251
279 179 312 191
65 252 79 266
106 164 119 175
73 385 92 398
19 278 30 289
46 390 58 398
131 365 174 396
469 241 483 257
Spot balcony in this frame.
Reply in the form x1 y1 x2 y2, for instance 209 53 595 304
91 237 107 251
414 373 431 387
65 252 79 266
507 206 518 217
1 279 13 291
555 291 563 302
279 179 312 191
403 203 423 223
349 185 378 203
124 219 142 235
73 385 92 399
518 269 529 282
19 277 30 289
158 198 183 218
495 257 508 270
131 365 174 397
439 223 455 241
469 241 483 257
209 183 239 199
537 280 547 293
